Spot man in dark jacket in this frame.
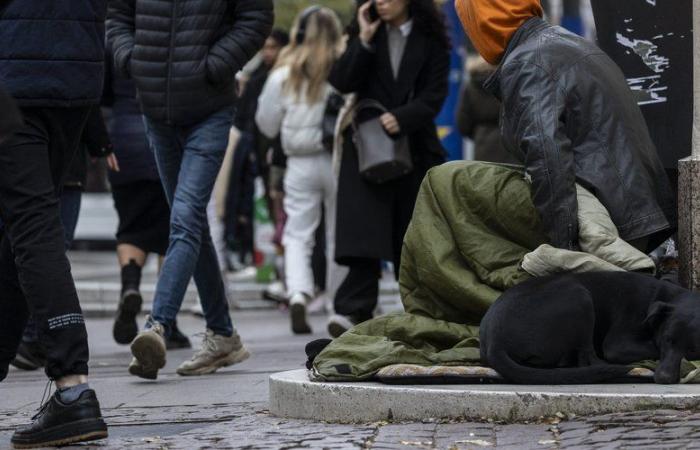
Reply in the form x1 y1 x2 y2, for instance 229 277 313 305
107 0 273 380
0 1 111 447
456 0 676 252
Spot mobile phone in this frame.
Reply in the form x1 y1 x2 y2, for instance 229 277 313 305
368 0 380 21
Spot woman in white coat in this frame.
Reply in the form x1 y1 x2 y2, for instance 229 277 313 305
256 6 345 334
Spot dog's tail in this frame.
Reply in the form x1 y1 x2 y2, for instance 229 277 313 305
488 351 632 385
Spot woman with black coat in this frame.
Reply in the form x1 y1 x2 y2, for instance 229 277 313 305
327 0 450 337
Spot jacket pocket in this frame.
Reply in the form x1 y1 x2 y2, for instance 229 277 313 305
205 52 232 88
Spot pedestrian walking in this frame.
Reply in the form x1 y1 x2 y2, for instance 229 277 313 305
456 56 519 164
103 46 191 350
256 6 347 334
107 0 273 379
326 0 450 337
0 1 112 447
225 30 289 272
10 107 114 373
455 0 676 253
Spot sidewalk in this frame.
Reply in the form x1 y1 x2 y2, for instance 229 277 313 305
3 312 700 449
69 251 403 317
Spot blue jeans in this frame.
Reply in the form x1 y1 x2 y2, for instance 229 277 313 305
143 107 234 338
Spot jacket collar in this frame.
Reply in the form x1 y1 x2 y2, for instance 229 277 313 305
484 16 550 99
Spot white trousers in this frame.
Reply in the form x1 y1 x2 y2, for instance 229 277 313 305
283 152 346 299
207 193 227 271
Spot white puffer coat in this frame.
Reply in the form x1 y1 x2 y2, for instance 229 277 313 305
255 66 331 156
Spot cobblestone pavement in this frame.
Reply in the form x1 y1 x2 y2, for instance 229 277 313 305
5 404 700 449
3 313 700 449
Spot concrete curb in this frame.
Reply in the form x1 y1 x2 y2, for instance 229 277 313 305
269 369 700 423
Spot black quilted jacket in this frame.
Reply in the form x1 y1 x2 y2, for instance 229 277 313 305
486 17 676 250
107 0 273 125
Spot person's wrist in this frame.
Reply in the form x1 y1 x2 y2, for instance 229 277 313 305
359 29 373 45
359 34 374 51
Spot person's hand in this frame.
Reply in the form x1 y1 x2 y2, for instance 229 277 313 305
380 113 400 135
106 153 120 172
358 1 381 46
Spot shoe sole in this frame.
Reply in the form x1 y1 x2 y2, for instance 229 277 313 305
130 333 166 380
9 354 42 371
11 418 108 449
327 322 348 339
113 290 142 345
176 348 251 376
290 303 312 334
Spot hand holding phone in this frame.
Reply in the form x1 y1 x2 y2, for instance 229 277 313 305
368 0 380 21
358 0 381 45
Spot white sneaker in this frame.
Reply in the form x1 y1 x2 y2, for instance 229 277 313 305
289 292 312 334
327 314 356 338
129 319 167 380
262 280 288 304
176 329 250 376
229 266 257 282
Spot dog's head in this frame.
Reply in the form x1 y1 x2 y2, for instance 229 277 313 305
644 294 700 360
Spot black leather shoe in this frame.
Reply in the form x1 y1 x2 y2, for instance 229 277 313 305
11 389 108 449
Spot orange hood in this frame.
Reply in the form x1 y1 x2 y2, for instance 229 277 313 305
455 0 544 65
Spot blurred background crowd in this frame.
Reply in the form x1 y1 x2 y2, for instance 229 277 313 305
59 0 600 346
6 0 630 367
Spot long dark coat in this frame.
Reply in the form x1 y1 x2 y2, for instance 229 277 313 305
329 25 449 266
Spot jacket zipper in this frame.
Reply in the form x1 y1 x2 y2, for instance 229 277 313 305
166 0 176 124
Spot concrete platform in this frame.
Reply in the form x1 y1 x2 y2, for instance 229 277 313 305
269 369 700 423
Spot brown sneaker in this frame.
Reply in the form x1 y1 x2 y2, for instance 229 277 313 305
129 319 166 380
176 329 250 376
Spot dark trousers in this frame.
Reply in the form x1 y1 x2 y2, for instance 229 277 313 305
334 258 382 323
224 131 255 262
21 187 83 344
0 107 90 381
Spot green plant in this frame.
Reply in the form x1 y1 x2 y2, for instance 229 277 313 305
272 0 356 31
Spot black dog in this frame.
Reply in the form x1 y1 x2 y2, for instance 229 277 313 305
480 271 700 384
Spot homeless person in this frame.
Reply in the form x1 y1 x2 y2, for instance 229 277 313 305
455 0 676 253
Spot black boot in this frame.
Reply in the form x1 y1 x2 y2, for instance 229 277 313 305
113 260 143 345
11 389 108 449
166 320 192 350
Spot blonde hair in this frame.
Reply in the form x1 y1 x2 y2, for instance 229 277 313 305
275 7 343 103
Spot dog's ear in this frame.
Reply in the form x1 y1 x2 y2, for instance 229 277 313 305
643 302 675 329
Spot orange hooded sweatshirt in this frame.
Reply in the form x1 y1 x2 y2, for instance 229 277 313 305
455 0 544 65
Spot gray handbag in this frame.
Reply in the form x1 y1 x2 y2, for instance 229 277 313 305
352 99 413 184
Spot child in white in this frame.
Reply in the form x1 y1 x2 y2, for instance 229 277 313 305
256 6 346 334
